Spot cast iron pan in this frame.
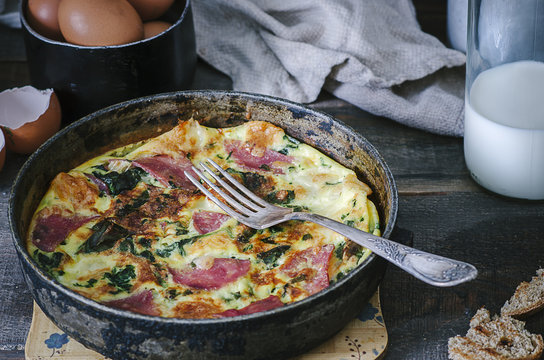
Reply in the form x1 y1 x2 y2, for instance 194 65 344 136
10 90 398 360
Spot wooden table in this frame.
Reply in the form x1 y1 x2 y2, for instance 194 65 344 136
2 3 544 359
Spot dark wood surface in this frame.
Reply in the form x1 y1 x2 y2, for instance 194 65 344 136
2 3 544 360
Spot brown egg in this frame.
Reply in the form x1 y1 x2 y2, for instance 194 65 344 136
127 0 175 21
143 21 172 39
0 86 62 155
26 0 63 41
0 131 5 172
58 0 144 46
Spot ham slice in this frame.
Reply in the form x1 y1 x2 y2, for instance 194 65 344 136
169 258 250 290
224 140 293 173
104 290 159 316
133 155 196 190
32 212 98 252
216 295 284 317
280 245 334 295
192 211 230 234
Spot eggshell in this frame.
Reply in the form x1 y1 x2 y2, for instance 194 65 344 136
143 21 172 39
0 131 5 172
58 0 144 46
0 86 61 154
127 0 175 21
26 0 63 41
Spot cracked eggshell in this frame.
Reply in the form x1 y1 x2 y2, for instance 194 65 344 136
0 130 5 172
0 86 61 154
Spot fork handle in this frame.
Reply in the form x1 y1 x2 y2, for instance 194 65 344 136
288 213 477 287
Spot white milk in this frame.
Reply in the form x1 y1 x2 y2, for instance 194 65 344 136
464 60 544 200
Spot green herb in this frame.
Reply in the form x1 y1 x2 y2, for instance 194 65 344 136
225 151 233 160
344 220 356 227
259 164 271 171
74 278 97 288
226 168 268 193
155 242 178 258
115 190 150 217
167 289 180 299
243 244 254 252
79 220 130 254
258 245 290 268
260 236 276 244
92 167 146 196
302 234 313 241
34 251 63 274
283 134 300 145
269 225 283 233
335 242 345 259
177 237 198 256
119 237 136 254
335 272 346 282
223 291 242 303
285 205 310 212
265 190 295 205
235 226 256 244
103 265 136 294
138 237 152 249
320 157 332 168
139 250 155 262
183 289 193 296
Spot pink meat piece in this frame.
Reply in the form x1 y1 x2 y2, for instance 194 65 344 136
85 173 109 193
280 245 334 295
192 211 231 234
32 212 98 252
216 295 284 317
169 258 251 290
132 154 196 190
104 290 159 316
224 140 293 173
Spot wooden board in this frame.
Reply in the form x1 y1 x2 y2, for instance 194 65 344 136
25 289 387 360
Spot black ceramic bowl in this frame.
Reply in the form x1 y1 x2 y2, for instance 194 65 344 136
10 91 398 360
20 0 196 124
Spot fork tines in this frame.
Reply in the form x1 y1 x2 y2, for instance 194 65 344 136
184 158 265 221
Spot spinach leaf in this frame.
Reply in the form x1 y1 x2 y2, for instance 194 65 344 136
258 245 290 268
155 242 178 258
236 226 257 244
103 265 136 294
34 251 63 274
119 237 136 254
79 220 130 254
335 242 345 259
116 190 149 217
92 167 146 196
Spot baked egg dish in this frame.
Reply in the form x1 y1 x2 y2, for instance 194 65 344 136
26 119 380 318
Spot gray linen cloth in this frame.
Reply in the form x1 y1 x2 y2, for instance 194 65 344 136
0 0 20 28
192 0 466 136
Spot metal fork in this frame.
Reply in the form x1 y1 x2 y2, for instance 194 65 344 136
184 158 478 287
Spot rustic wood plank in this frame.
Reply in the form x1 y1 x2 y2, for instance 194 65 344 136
0 61 30 90
382 192 544 359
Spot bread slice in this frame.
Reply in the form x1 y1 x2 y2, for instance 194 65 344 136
448 307 544 360
502 269 544 318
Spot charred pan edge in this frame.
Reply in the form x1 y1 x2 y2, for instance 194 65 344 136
9 90 397 360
